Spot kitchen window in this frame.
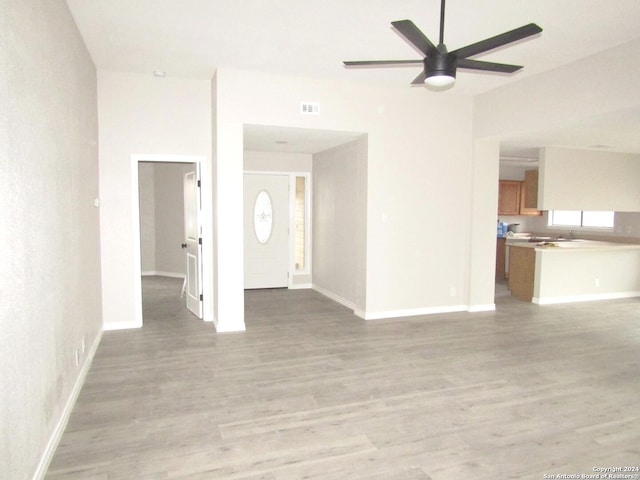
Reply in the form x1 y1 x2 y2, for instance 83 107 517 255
548 210 614 228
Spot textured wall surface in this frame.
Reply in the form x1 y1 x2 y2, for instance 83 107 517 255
0 1 102 478
138 163 157 272
153 163 187 276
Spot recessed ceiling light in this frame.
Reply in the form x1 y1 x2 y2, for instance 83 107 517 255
153 70 166 77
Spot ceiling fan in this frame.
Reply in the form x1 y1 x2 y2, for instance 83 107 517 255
344 0 542 88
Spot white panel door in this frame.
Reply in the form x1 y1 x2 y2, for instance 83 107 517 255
184 165 203 317
244 174 289 289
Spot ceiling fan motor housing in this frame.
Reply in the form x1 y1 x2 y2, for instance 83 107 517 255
425 54 457 80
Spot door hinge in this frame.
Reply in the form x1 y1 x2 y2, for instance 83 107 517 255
199 293 203 301
198 237 202 245
197 180 201 188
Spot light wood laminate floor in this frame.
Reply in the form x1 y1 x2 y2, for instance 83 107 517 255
46 277 640 479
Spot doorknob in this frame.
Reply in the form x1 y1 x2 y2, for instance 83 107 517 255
181 243 187 249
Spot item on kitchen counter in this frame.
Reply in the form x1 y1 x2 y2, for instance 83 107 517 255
536 241 558 247
507 223 520 233
497 221 508 237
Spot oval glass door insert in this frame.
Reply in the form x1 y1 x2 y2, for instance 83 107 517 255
254 190 273 244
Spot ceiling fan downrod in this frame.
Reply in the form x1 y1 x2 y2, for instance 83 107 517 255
438 0 446 47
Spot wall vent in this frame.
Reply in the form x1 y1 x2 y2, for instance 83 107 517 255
300 102 320 114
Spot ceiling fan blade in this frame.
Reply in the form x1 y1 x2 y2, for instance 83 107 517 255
391 20 440 57
457 58 522 73
344 60 423 67
411 71 426 85
451 23 542 59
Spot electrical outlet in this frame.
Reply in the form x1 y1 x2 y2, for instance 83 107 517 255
450 286 457 297
595 278 600 287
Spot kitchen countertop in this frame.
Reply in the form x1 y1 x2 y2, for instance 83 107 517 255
509 239 640 252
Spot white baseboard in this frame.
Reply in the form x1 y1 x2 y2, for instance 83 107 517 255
289 283 312 290
312 284 355 310
533 291 640 305
354 308 366 319
467 304 496 312
103 320 142 331
33 329 103 480
361 304 468 321
141 271 185 279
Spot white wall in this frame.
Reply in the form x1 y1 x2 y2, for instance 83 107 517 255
244 150 312 172
213 68 478 326
474 37 640 144
138 162 187 276
312 139 364 309
138 163 156 272
154 163 187 275
534 247 640 304
539 147 640 211
97 72 211 329
468 140 501 310
0 1 102 478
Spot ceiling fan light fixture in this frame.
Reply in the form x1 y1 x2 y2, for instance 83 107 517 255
424 73 455 87
423 53 456 87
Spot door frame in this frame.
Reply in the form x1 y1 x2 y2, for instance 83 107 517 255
131 154 211 326
244 170 312 288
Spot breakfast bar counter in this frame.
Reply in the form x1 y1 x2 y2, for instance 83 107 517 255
507 240 640 304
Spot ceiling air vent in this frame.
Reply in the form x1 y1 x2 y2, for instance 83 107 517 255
300 102 320 114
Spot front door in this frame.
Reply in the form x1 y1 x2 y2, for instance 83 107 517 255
183 165 203 317
244 174 289 289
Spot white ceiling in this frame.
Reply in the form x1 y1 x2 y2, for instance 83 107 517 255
244 125 364 154
65 0 640 157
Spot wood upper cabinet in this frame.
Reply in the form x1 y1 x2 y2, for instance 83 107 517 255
498 173 541 216
523 169 538 209
498 180 521 215
520 170 541 216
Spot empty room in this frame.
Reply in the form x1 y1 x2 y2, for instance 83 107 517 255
2 1 640 479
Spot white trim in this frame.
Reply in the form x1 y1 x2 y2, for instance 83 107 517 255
533 291 640 305
467 304 496 312
104 321 142 331
361 305 468 321
288 173 312 281
131 154 210 329
354 308 367 319
312 284 355 310
354 304 496 319
141 271 185 278
33 329 103 480
290 283 312 290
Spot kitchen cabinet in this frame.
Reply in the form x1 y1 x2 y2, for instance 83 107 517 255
520 173 541 216
498 176 541 216
508 246 535 301
498 180 521 215
523 170 538 209
496 237 506 280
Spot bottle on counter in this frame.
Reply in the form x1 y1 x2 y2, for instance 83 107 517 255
497 220 507 237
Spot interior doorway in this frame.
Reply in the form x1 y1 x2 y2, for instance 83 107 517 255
132 154 206 326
